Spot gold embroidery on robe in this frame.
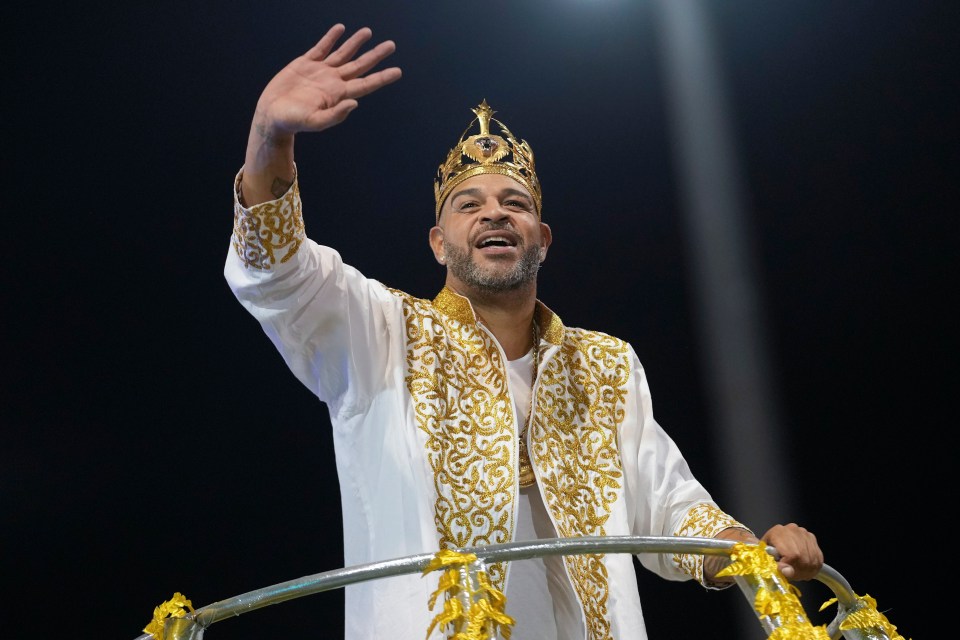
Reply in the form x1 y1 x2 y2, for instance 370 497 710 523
535 328 629 640
674 503 746 584
231 173 304 270
400 288 518 586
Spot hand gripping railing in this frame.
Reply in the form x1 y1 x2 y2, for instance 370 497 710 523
133 535 907 640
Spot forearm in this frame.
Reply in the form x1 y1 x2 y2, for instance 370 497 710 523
705 526 758 584
240 108 296 206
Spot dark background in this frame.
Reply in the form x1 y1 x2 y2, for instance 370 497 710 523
6 1 953 639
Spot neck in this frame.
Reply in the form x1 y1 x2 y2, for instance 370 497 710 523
450 281 538 360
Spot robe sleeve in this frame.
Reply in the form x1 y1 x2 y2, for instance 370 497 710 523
223 166 396 421
620 344 749 588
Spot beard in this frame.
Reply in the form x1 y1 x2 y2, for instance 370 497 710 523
443 238 541 292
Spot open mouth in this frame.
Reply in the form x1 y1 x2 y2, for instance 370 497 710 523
475 231 519 251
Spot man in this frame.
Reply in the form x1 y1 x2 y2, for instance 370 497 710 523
225 23 823 640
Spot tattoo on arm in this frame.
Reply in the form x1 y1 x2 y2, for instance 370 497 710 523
271 177 293 199
254 120 276 146
251 116 293 198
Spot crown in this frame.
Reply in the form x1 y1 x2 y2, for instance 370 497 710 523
434 100 541 222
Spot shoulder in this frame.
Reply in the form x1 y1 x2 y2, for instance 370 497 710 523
382 286 436 312
562 326 631 350
555 326 638 367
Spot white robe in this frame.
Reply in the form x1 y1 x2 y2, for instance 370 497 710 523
224 170 745 640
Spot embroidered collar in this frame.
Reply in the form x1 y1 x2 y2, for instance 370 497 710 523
431 286 565 346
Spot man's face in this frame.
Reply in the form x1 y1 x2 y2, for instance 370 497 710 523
432 174 551 293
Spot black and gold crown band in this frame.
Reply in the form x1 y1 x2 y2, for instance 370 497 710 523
433 100 542 222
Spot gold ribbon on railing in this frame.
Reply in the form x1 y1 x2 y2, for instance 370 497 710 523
821 593 910 640
422 549 515 640
717 542 830 639
142 592 195 639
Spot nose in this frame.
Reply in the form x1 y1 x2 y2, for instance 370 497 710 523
480 197 510 223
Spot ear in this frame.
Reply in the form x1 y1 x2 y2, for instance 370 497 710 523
429 226 446 265
537 222 553 263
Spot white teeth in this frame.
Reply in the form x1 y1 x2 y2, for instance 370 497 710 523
481 236 513 247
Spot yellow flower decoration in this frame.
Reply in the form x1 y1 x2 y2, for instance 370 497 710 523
423 549 515 640
715 540 781 580
767 625 832 640
821 594 910 640
142 592 194 639
717 543 829 640
755 588 808 620
423 549 479 573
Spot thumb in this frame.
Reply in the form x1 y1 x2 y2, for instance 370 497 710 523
308 99 359 132
778 562 795 579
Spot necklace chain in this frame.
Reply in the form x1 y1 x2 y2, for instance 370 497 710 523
518 319 539 488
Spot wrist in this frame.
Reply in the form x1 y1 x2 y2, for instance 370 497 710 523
716 527 757 544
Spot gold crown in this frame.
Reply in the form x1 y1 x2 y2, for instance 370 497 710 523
434 100 541 222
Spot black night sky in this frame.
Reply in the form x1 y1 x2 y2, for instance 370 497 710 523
7 2 953 639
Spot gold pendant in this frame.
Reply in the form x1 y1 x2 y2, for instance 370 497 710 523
518 435 536 488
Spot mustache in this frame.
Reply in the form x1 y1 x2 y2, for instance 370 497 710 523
470 220 522 244
479 220 515 231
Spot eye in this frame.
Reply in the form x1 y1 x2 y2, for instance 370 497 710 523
504 199 531 210
456 201 479 211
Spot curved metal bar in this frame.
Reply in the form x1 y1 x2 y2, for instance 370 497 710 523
132 536 857 640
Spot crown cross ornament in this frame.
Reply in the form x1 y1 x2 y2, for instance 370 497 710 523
434 100 542 222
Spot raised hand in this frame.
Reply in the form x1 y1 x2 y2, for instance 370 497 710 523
241 24 402 205
253 24 401 138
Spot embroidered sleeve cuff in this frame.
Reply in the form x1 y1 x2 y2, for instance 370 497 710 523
230 166 304 270
672 503 750 588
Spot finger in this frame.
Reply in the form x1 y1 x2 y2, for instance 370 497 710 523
304 100 358 132
324 26 374 67
339 40 397 80
778 562 795 579
788 526 820 567
345 67 402 99
304 24 347 61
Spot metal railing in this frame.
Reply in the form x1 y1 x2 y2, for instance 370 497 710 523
133 535 904 640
